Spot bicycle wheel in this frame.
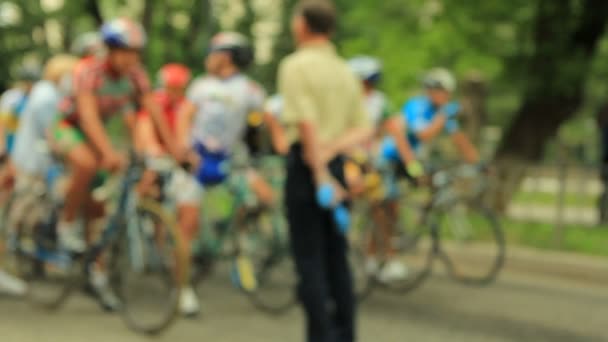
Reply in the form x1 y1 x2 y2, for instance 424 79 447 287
381 193 438 294
348 200 376 302
241 206 297 315
111 199 187 336
12 194 76 310
436 200 505 285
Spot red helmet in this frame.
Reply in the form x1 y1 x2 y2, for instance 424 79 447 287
158 63 191 88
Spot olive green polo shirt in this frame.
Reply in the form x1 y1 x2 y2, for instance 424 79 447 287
278 42 370 145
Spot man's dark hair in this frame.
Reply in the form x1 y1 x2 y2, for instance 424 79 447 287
295 0 336 35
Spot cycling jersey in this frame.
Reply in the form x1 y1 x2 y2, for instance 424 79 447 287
0 88 28 152
58 59 151 125
265 94 283 119
137 90 184 133
186 73 265 152
381 95 460 161
53 59 151 151
186 73 265 185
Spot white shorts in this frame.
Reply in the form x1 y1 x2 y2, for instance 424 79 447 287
166 167 203 206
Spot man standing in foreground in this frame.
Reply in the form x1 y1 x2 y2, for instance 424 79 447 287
278 1 372 341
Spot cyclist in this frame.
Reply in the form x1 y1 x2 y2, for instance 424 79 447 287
381 68 479 167
50 18 179 311
175 31 273 316
0 56 76 297
378 68 480 280
0 65 41 192
12 54 78 183
348 56 423 282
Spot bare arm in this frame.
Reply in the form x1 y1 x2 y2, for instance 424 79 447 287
78 92 114 156
416 114 446 142
384 116 417 165
142 93 180 159
175 101 196 151
264 113 288 155
451 131 480 163
321 126 374 163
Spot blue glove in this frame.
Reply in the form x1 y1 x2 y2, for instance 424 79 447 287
334 205 351 235
316 183 335 209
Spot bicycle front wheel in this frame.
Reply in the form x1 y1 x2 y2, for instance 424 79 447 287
111 199 187 336
241 206 297 315
436 200 505 285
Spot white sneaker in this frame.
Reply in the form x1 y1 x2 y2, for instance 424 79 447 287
89 266 121 312
378 260 409 283
365 257 380 276
179 287 201 317
0 269 27 296
58 221 86 253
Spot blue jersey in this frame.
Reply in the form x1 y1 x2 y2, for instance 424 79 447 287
381 95 460 161
0 88 28 153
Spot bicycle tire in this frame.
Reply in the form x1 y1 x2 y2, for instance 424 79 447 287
241 206 298 315
348 200 378 302
12 193 76 311
379 200 437 294
111 198 187 336
436 200 506 286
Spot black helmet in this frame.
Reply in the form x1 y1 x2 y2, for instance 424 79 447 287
208 32 255 69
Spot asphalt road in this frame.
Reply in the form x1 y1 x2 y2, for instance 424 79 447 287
1 266 607 342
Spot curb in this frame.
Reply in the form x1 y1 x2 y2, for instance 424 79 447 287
502 246 608 285
441 243 608 285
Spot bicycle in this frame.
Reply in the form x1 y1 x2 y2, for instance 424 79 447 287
354 162 505 294
7 150 187 335
189 153 296 315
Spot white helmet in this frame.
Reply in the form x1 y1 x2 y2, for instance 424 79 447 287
423 68 456 92
348 56 382 84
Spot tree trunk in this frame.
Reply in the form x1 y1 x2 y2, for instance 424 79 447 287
491 0 608 212
85 0 103 26
460 71 487 146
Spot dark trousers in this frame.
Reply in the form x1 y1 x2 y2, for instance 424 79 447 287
285 144 355 342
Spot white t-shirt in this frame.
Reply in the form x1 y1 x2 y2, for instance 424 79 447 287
365 90 390 127
12 81 60 175
186 74 266 152
265 94 283 119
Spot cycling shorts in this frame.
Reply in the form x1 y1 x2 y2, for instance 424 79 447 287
193 142 230 186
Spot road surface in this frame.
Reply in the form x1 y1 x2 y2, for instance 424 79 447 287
1 266 607 342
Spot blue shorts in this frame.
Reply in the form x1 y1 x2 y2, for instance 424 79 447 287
193 142 230 186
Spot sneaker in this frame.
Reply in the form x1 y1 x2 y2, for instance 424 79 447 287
89 266 121 312
0 269 27 296
179 287 201 317
365 257 380 276
58 221 86 253
378 260 409 284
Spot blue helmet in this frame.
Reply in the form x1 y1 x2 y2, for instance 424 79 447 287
100 18 147 49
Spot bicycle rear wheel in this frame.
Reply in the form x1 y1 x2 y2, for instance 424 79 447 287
348 200 377 302
241 207 297 315
112 199 187 336
12 194 76 310
436 200 505 285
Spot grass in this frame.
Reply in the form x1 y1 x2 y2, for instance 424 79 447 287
512 191 597 208
503 219 608 257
